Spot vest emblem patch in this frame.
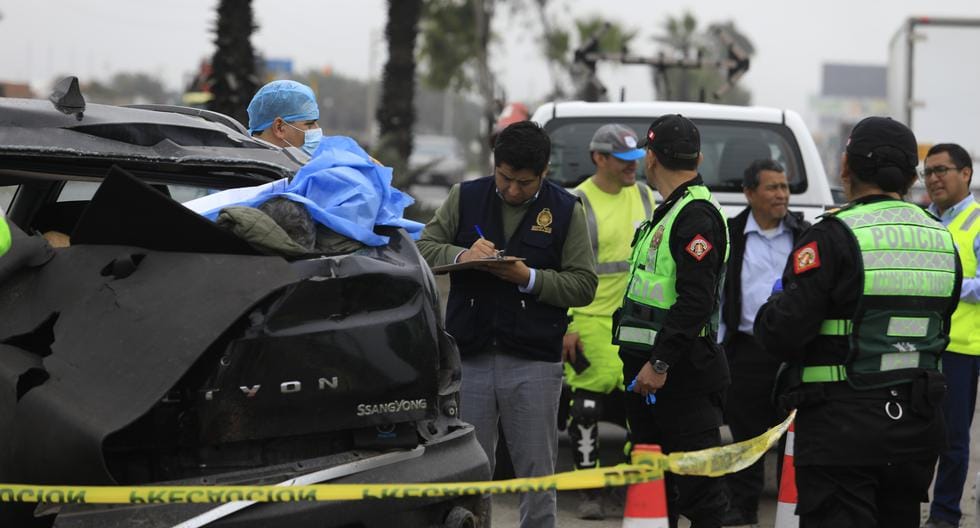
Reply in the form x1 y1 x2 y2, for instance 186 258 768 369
793 241 821 274
532 208 553 233
685 234 712 261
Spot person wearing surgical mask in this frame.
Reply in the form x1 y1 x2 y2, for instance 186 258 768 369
246 80 323 157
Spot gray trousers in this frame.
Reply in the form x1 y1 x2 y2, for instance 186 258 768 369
461 348 564 528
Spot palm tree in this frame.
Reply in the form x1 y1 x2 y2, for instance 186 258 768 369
376 0 423 187
652 12 753 104
652 12 699 101
209 0 258 126
418 0 497 165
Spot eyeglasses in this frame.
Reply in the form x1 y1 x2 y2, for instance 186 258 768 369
920 165 960 178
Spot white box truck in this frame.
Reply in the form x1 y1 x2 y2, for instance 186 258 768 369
888 17 980 200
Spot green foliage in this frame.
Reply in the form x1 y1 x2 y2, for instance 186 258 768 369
539 15 637 69
418 0 479 91
574 16 637 54
536 9 637 100
654 11 754 105
543 27 571 67
661 68 751 105
657 11 698 54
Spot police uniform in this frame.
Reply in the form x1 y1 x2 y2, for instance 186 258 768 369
754 117 962 527
614 169 731 525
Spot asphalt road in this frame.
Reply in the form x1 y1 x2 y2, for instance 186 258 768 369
428 216 980 528
488 412 980 528
489 423 776 528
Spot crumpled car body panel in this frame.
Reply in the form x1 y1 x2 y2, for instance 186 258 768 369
0 168 476 527
0 98 487 527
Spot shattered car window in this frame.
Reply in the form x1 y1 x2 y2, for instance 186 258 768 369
0 185 15 211
58 180 210 203
57 181 101 201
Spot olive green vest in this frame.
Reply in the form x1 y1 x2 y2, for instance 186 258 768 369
803 200 958 389
613 185 728 348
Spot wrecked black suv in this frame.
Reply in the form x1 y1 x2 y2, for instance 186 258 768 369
0 82 489 527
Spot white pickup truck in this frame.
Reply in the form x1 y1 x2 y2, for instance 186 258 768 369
531 101 838 222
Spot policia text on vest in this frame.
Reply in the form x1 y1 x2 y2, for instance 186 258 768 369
754 196 961 526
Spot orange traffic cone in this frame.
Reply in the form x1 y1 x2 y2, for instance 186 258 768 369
622 444 669 528
774 421 799 528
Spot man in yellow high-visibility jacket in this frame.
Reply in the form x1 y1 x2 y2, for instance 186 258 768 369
564 124 654 520
923 143 979 528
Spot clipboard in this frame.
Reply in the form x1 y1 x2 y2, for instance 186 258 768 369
430 256 525 274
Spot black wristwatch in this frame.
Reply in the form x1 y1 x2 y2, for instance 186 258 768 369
652 359 670 374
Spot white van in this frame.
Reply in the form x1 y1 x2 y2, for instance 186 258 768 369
531 101 838 222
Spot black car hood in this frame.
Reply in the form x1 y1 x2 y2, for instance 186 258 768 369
0 169 442 486
0 97 302 187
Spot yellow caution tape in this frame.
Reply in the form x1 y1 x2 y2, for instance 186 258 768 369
667 410 795 478
0 412 793 504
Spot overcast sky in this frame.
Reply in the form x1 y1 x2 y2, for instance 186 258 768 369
1 0 979 125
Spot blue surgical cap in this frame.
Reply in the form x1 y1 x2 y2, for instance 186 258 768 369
247 80 320 134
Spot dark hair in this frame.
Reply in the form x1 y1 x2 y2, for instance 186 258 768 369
743 159 785 189
649 148 698 171
846 148 917 195
259 197 315 249
927 143 973 184
493 121 550 175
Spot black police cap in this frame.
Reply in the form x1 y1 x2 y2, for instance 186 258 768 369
641 114 700 160
846 116 918 174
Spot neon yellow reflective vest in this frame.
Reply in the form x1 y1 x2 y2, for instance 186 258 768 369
0 215 10 257
948 201 980 355
805 200 959 389
569 179 653 317
613 184 728 348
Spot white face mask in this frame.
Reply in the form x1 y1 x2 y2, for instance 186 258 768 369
284 122 323 156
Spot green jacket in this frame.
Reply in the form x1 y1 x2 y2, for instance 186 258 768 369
417 182 597 309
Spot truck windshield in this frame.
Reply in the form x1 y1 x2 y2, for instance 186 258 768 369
545 118 807 194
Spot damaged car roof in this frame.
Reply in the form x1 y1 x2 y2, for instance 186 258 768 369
0 96 304 187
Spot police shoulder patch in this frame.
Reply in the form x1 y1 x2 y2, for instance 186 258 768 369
685 234 713 261
793 241 821 274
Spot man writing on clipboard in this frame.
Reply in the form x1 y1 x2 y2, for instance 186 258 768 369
417 120 597 528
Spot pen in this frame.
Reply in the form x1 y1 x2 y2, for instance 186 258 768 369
474 225 504 259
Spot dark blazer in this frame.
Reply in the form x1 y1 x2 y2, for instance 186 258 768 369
721 207 809 345
447 176 578 361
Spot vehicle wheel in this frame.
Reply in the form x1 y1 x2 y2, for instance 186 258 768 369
442 506 476 528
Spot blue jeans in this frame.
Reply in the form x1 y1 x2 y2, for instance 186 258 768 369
930 351 980 524
461 348 564 528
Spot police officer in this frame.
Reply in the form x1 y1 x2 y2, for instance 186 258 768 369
614 114 730 527
564 123 654 520
755 117 961 527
